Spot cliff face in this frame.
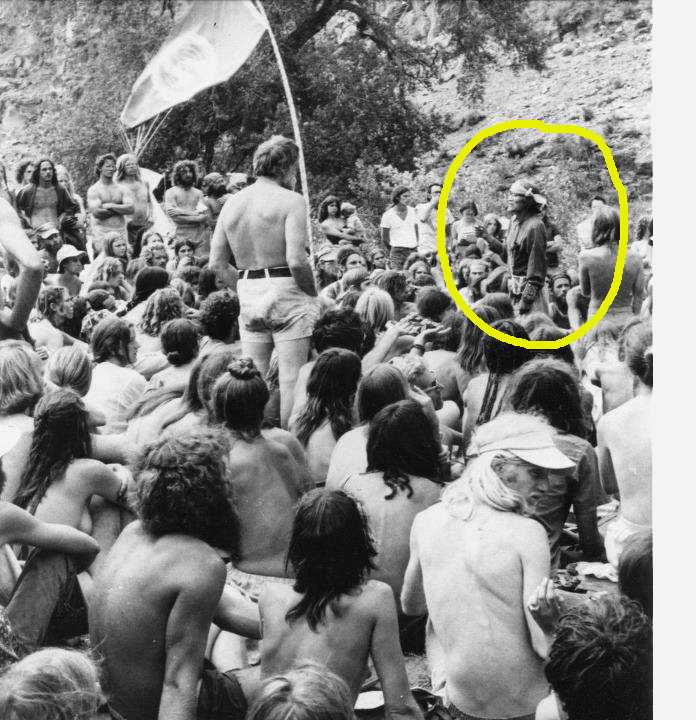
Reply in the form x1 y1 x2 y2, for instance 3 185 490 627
0 0 651 232
415 0 652 223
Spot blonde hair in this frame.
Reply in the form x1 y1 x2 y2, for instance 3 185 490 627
354 287 395 332
443 412 554 520
0 341 43 415
0 647 100 720
46 346 93 397
248 663 353 720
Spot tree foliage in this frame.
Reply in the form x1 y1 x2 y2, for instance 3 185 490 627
3 0 547 207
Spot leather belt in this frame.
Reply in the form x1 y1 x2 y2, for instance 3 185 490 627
241 266 293 280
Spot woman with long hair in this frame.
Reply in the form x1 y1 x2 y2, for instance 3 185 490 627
326 363 409 485
94 256 132 304
84 316 146 434
259 488 422 715
121 265 169 324
455 303 501 399
133 287 185 378
579 205 644 327
318 194 352 245
507 358 605 567
13 390 132 562
290 348 362 486
461 318 530 450
339 400 442 615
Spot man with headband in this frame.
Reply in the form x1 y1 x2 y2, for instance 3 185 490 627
402 413 573 720
506 179 548 315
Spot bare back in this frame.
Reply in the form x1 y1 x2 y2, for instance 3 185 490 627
580 247 644 315
405 503 549 717
216 179 302 269
90 522 225 720
227 434 306 577
597 394 652 525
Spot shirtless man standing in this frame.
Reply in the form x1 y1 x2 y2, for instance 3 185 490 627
90 432 260 720
164 160 208 252
209 136 320 428
116 153 151 251
401 413 574 720
260 488 423 720
87 153 134 255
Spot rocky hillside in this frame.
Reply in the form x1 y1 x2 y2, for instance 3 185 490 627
416 0 652 241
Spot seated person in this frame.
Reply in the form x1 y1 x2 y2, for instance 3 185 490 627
538 595 651 720
289 348 362 486
198 290 241 356
326 364 409 484
90 432 261 720
248 664 353 720
401 413 573 720
259 488 423 719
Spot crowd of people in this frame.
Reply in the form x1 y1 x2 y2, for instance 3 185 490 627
0 135 652 720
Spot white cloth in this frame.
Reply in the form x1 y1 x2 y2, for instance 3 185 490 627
415 202 453 254
604 514 650 568
84 362 147 434
380 206 418 249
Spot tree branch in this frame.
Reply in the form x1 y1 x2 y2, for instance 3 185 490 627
282 0 344 55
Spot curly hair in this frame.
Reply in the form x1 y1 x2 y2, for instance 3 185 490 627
0 341 43 415
286 489 377 631
139 288 184 337
171 159 199 187
545 595 652 720
37 286 68 323
211 358 269 439
293 348 361 447
134 431 239 555
199 291 240 341
366 399 441 498
310 308 366 355
507 358 585 438
14 390 92 511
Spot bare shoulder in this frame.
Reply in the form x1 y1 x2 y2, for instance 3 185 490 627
70 457 109 477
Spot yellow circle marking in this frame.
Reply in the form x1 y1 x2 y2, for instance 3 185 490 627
437 119 627 349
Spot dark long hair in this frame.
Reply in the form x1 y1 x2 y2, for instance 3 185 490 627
294 349 361 447
456 304 502 374
286 489 377 631
366 399 441 498
477 319 530 425
507 358 586 438
14 390 92 510
211 357 269 439
123 266 169 313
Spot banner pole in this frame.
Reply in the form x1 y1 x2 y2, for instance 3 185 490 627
254 1 315 259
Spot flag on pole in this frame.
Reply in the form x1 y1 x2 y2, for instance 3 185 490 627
120 0 268 129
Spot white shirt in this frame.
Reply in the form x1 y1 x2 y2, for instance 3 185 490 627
416 202 453 253
380 206 418 248
84 362 147 434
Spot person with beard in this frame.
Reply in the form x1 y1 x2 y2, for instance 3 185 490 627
548 272 571 329
164 160 208 253
209 135 320 429
15 158 80 242
87 153 134 255
461 259 489 306
313 245 341 290
115 154 152 252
